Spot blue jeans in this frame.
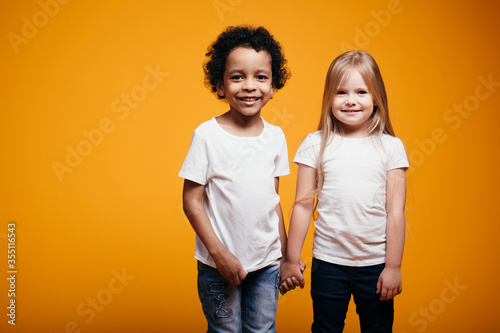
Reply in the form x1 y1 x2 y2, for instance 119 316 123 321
197 260 280 333
311 258 394 333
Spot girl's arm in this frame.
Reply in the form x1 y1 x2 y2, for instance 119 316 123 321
182 179 247 285
377 168 407 300
279 164 317 294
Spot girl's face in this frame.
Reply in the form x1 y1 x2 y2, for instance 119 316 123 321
217 47 275 118
331 69 375 137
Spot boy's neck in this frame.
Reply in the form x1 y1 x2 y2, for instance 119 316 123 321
216 110 264 137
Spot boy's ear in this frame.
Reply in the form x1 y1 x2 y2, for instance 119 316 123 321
216 82 225 97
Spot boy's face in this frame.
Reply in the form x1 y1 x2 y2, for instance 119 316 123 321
217 47 275 118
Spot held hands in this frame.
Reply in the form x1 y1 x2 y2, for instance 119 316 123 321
279 260 307 295
212 248 247 285
376 266 403 301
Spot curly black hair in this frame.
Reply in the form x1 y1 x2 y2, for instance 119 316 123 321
203 25 291 99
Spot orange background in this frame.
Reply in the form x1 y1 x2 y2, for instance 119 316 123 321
1 1 499 332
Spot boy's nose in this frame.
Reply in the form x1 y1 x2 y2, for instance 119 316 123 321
242 79 256 90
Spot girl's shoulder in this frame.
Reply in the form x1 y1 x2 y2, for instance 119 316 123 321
379 134 405 147
377 134 408 159
302 130 322 143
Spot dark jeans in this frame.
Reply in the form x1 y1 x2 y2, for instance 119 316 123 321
311 258 394 333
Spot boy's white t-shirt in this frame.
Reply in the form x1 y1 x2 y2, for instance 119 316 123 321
294 131 409 267
179 117 290 272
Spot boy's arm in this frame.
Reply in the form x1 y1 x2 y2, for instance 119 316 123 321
377 168 407 300
280 164 317 294
182 179 247 285
274 177 288 266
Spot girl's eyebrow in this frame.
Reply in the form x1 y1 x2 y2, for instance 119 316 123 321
336 85 368 90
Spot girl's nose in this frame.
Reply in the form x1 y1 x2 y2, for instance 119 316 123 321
346 94 356 105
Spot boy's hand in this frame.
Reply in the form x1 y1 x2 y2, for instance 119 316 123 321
212 248 247 285
376 267 402 301
279 261 305 295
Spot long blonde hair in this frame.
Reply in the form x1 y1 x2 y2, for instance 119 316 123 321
315 50 395 195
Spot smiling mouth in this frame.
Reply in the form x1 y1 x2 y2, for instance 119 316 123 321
239 97 260 101
342 110 361 113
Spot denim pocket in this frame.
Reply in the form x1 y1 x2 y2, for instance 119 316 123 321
197 262 234 324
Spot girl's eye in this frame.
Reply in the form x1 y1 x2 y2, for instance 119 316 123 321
358 90 368 95
336 91 346 95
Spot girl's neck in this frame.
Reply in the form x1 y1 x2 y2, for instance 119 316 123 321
216 110 263 137
336 125 371 138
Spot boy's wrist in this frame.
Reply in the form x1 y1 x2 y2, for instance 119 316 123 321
208 244 228 261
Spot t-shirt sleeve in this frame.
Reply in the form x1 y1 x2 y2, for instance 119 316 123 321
273 129 290 177
388 137 409 171
178 130 209 185
293 133 320 169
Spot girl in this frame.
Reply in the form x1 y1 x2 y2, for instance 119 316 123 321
280 50 409 333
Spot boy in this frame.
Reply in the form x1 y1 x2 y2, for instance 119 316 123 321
179 26 292 332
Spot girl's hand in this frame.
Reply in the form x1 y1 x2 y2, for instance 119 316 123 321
376 266 402 301
279 261 306 295
299 260 306 273
212 248 247 286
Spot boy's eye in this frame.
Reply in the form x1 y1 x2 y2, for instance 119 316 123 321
257 75 268 80
230 75 243 80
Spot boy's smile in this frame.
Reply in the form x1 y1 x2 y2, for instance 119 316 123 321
217 46 275 119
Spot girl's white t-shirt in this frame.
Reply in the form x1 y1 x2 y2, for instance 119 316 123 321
294 131 409 267
179 117 290 272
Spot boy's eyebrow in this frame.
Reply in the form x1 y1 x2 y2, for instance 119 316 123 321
257 68 271 74
227 68 271 75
